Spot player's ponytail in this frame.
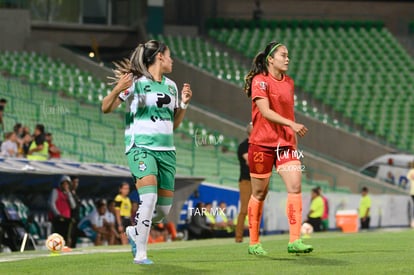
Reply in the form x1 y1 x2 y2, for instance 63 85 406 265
108 40 167 85
243 41 282 98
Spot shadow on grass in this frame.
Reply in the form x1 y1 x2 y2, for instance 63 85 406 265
129 263 210 275
295 256 348 266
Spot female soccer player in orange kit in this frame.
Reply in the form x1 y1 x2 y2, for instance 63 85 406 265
244 41 313 255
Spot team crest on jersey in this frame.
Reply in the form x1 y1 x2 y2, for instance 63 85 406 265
259 81 267 91
138 161 147 171
167 85 176 95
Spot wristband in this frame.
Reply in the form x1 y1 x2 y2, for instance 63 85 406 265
180 101 189 109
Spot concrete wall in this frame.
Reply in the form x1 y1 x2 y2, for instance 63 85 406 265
215 0 414 34
30 22 140 48
0 9 30 51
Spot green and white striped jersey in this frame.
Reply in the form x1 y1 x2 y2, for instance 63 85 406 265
119 75 179 152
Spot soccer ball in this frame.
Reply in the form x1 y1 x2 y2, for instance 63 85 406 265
301 223 314 236
46 233 65 252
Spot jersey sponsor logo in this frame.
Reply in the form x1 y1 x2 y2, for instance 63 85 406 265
156 93 171 108
150 115 172 122
287 203 297 224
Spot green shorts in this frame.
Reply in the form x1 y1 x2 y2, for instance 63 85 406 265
127 147 176 191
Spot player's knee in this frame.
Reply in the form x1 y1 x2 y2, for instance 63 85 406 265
253 191 267 201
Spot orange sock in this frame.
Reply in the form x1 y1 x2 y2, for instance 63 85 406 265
166 222 177 240
248 195 264 245
286 193 302 243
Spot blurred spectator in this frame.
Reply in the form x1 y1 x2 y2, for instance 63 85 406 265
204 203 215 228
317 186 329 231
13 123 24 150
22 125 30 136
187 202 213 239
148 222 178 243
27 124 49 161
78 199 117 246
48 175 76 246
1 132 18 157
407 163 414 216
0 99 6 144
0 98 7 108
384 171 395 185
215 201 234 236
107 199 121 244
0 105 4 144
235 122 252 242
45 132 61 159
68 176 81 248
114 182 131 245
359 187 371 230
18 132 32 157
306 188 323 232
13 123 24 138
129 188 140 226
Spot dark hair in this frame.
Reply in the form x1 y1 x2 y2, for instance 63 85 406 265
35 124 45 134
5 131 14 139
119 182 129 190
95 199 107 208
0 98 7 103
13 123 22 133
244 41 283 97
312 188 320 195
361 187 368 192
109 40 168 84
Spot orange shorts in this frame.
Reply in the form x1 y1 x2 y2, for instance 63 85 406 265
248 144 301 178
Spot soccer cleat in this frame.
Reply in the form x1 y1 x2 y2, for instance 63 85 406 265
288 239 313 254
126 226 137 257
248 243 268 256
133 258 154 265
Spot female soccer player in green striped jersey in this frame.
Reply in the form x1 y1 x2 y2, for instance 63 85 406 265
102 40 192 264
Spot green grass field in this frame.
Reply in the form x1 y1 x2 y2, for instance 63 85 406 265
1 229 413 275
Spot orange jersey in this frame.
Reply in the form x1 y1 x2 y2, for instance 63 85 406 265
249 73 296 148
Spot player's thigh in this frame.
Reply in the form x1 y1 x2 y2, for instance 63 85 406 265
278 160 303 193
127 147 158 188
155 150 176 194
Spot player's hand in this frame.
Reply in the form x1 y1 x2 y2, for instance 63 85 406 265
290 122 308 137
116 73 133 93
181 83 192 104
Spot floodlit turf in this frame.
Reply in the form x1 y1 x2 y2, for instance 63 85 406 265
0 229 413 275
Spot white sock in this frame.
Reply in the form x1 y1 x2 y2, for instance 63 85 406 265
134 192 157 260
152 204 172 224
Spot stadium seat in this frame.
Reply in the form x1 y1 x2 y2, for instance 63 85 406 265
206 19 414 153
